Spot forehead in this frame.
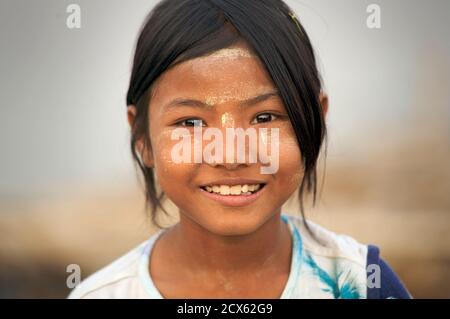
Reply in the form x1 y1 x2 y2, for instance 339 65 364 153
150 46 277 107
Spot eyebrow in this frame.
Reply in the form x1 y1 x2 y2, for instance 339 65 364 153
163 91 280 110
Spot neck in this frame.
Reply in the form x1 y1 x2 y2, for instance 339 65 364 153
169 211 291 276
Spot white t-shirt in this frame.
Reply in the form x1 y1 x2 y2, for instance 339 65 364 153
68 213 368 299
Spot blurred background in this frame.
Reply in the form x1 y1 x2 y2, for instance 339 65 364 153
0 0 449 298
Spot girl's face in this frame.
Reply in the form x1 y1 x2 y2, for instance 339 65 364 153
131 43 304 236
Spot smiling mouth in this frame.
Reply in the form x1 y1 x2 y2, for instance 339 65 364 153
200 183 266 196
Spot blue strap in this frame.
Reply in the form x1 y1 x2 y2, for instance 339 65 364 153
366 244 412 299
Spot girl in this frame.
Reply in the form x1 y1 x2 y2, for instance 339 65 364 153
69 0 411 299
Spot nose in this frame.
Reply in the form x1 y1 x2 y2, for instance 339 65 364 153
209 160 248 170
204 111 251 169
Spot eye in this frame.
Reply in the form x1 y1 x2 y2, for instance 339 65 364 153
251 113 278 124
176 118 206 127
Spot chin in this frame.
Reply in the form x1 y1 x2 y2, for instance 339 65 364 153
199 211 269 237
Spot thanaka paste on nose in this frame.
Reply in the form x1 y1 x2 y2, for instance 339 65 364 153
221 112 235 127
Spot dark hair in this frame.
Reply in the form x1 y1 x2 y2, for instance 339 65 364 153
126 0 327 232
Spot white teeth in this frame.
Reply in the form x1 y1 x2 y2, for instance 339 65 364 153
203 184 263 195
230 185 242 195
220 185 230 195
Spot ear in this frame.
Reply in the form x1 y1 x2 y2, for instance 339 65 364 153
319 91 329 120
127 105 154 168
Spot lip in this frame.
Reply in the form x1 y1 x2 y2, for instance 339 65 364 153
199 183 267 207
199 178 266 187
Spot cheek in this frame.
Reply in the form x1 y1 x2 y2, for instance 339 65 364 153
150 128 196 192
278 131 303 187
151 130 173 170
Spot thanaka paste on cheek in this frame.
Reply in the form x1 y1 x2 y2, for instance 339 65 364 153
280 137 303 185
151 130 172 173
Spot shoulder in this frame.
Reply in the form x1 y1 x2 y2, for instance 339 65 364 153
282 213 367 266
366 245 413 299
282 213 368 298
67 236 155 299
282 213 411 299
